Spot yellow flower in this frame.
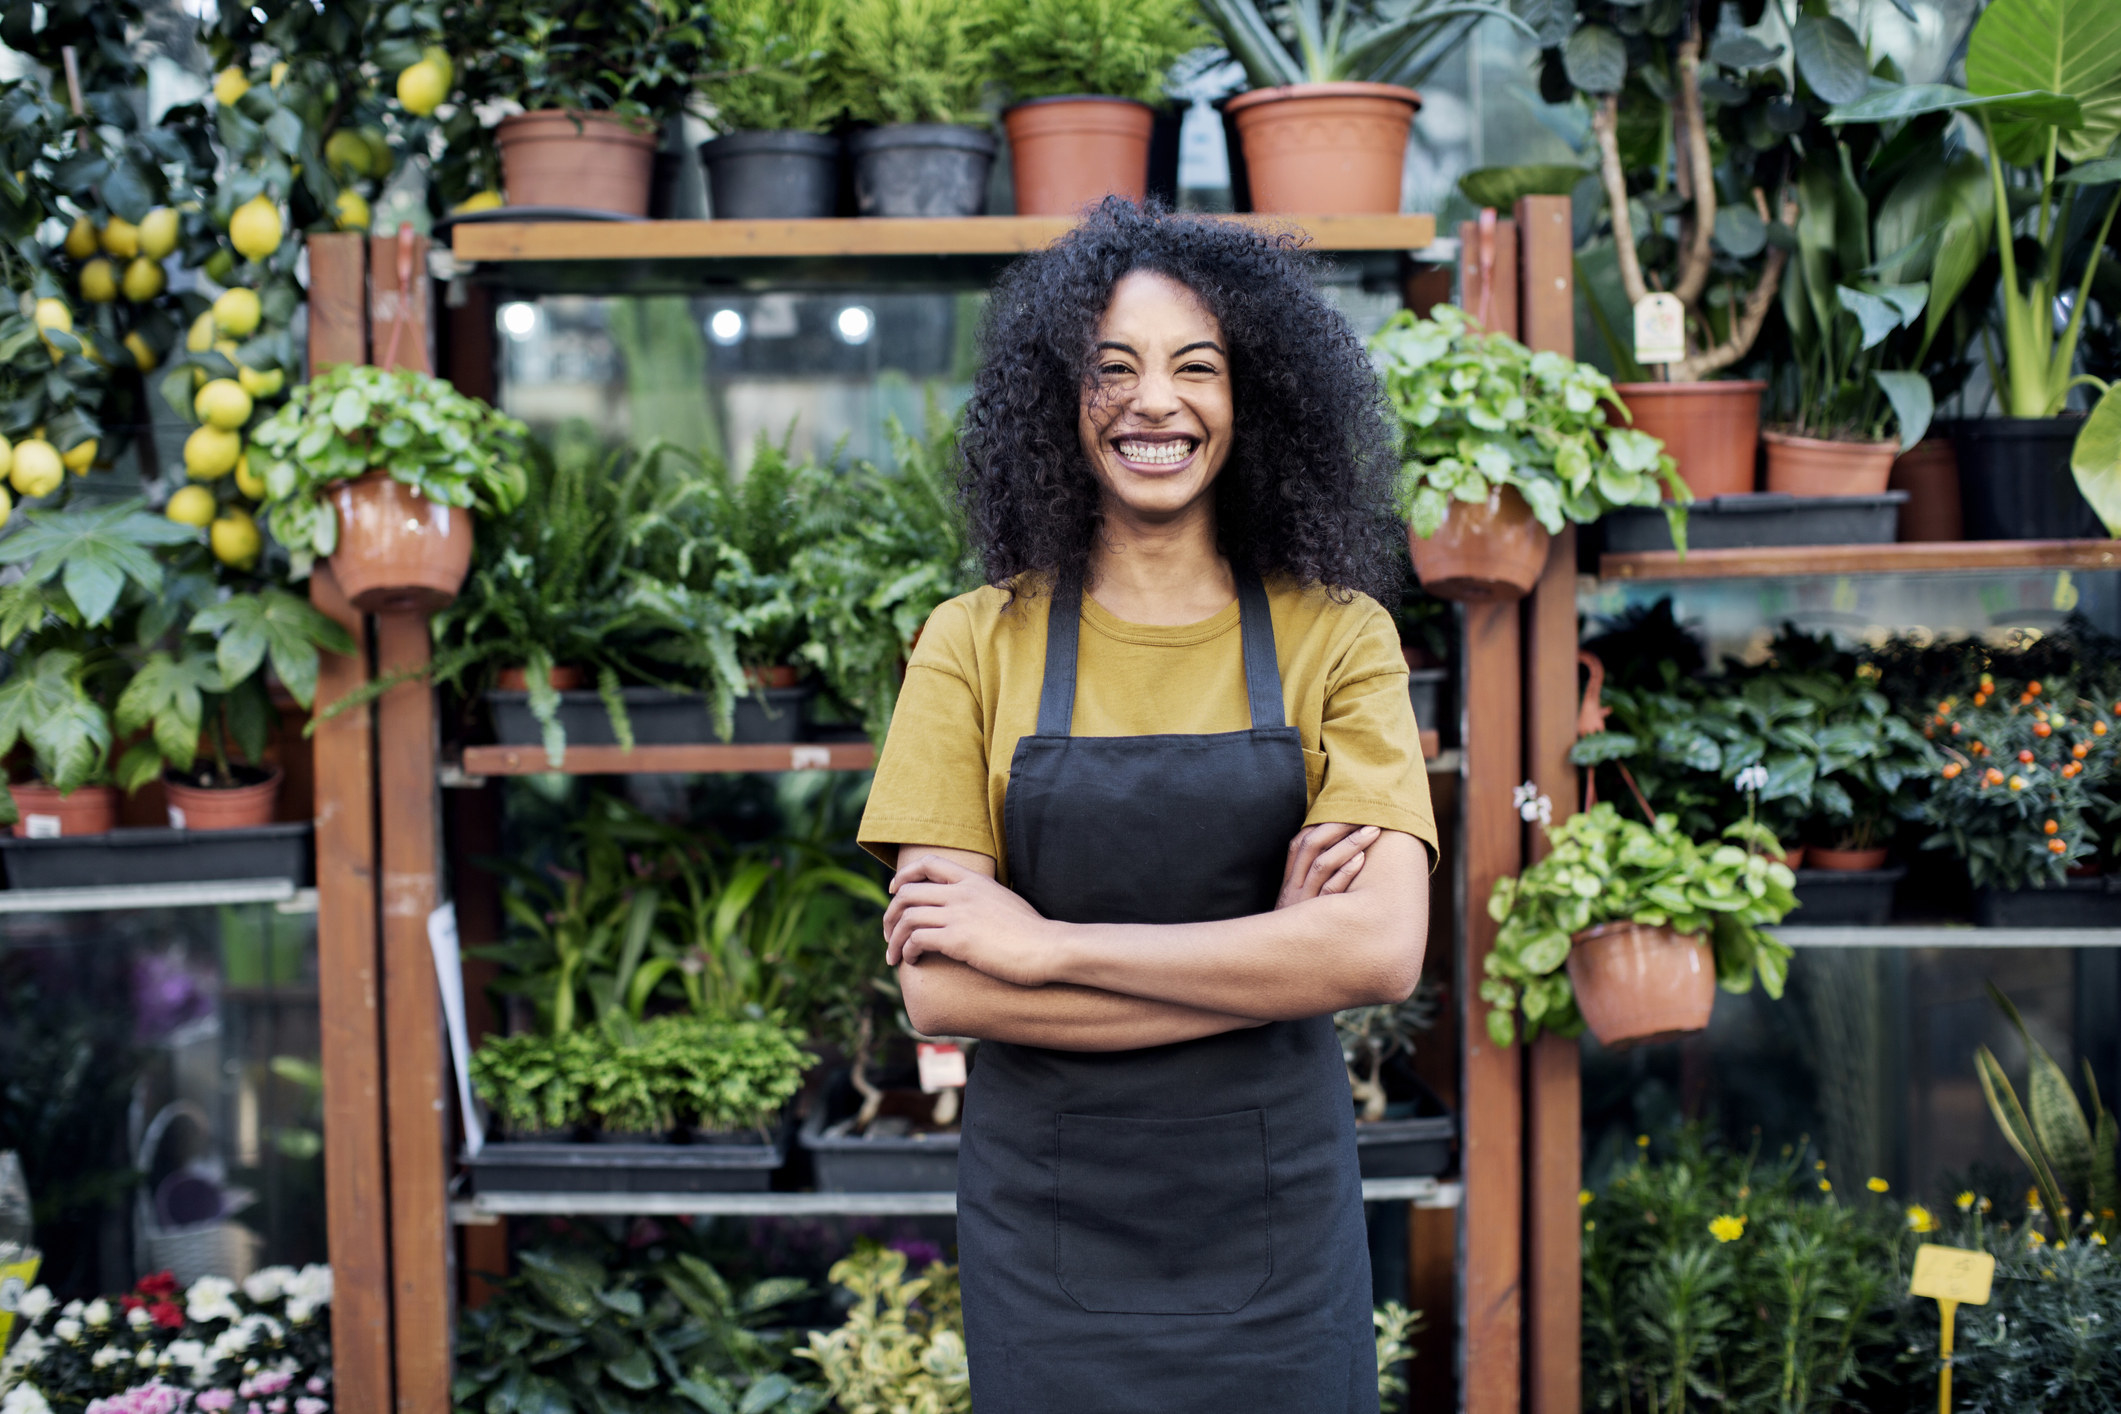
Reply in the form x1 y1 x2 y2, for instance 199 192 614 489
2027 1188 2043 1213
1709 1214 1747 1243
1906 1205 1937 1233
1867 1177 1890 1193
1584 1221 1595 1234
1815 1160 1828 1171
1956 1191 1976 1212
1636 1135 1650 1149
1979 1197 1993 1214
1819 1179 1834 1193
2028 1230 2046 1247
1579 1190 1593 1208
2097 1233 2108 1246
1737 1186 1751 1200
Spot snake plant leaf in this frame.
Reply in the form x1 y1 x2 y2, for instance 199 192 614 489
1965 0 2121 163
1792 14 1871 105
1992 981 2102 1207
1976 1043 2071 1222
2072 383 2121 536
1195 0 1303 86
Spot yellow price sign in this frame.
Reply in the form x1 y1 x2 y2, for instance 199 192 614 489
1910 1244 1994 1414
0 1253 41 1350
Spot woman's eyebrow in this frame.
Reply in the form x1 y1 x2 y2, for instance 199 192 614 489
1174 340 1226 357
1094 340 1138 355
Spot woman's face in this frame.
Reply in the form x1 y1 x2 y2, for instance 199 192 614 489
1077 270 1234 524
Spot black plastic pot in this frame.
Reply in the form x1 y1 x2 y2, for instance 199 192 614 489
467 1129 787 1195
1407 668 1451 746
1354 1073 1456 1180
699 131 840 219
1601 492 1906 553
486 685 813 748
800 1108 960 1193
1948 416 2100 540
1791 866 1906 926
849 125 997 217
0 822 313 891
1972 877 2121 928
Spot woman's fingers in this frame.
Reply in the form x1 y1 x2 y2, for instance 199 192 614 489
889 851 968 895
1321 850 1365 895
1305 825 1379 890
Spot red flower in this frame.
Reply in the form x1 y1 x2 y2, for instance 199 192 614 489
149 1300 185 1329
137 1271 179 1299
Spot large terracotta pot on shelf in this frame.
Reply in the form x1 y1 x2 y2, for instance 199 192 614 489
328 471 475 614
496 111 658 217
1406 485 1551 602
1223 82 1420 214
1567 921 1717 1049
165 766 282 831
10 782 120 837
1613 380 1765 499
1889 436 1963 541
1762 431 1895 496
1807 844 1889 872
1004 96 1154 215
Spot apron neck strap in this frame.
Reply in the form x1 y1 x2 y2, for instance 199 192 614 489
1036 570 1285 736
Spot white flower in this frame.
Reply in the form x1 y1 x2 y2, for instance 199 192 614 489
50 1319 80 1344
4 1330 45 1373
1 1383 52 1414
91 1344 127 1369
14 1287 51 1325
127 1306 152 1330
284 1267 331 1310
1735 764 1770 793
136 1344 158 1368
84 1299 112 1328
242 1268 295 1305
211 1323 253 1360
1511 781 1553 824
59 1301 83 1321
187 1276 241 1326
283 1299 313 1325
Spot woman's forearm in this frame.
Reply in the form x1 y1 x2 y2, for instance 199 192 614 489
899 956 1263 1052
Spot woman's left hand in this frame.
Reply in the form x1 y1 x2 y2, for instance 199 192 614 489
885 852 1060 986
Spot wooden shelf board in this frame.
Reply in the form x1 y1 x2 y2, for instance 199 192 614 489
458 741 876 777
1772 924 2121 947
1600 538 2120 583
0 877 298 914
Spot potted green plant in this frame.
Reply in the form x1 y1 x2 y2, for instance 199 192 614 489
1828 0 2121 539
1335 988 1453 1180
988 0 1203 216
834 0 1002 217
249 363 528 614
1370 304 1686 601
697 0 845 220
1483 801 1796 1049
1198 0 1528 213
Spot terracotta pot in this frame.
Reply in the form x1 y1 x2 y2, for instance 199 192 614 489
496 111 658 217
746 665 800 690
11 782 119 837
166 766 282 831
1808 844 1889 872
497 665 587 692
1762 430 1896 496
1004 96 1154 216
1889 437 1964 542
1406 486 1551 602
1612 380 1765 499
1777 846 1807 871
328 471 475 615
1566 922 1717 1049
1224 82 1420 214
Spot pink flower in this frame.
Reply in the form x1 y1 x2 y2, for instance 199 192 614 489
197 1394 236 1412
303 1382 323 1397
268 1400 287 1413
250 1373 292 1397
294 1401 327 1414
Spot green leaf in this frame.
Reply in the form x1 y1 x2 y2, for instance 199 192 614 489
1793 14 1872 105
191 590 356 708
1457 164 1588 210
2060 156 2121 186
0 503 194 626
1965 0 2121 163
116 651 220 773
2072 382 2121 536
1977 1043 2071 1221
1873 370 1936 451
1835 285 1905 349
0 652 111 793
1564 25 1627 93
1825 82 2083 129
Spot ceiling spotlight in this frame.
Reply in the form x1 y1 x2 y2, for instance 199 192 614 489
709 308 746 345
834 305 875 346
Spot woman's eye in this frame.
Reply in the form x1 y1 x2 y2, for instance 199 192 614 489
1099 362 1133 377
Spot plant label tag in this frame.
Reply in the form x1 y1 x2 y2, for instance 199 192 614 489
167 806 187 829
1910 1244 1994 1305
1633 293 1685 365
917 1042 966 1093
22 814 60 839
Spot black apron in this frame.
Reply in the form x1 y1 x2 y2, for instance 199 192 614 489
956 572 1378 1414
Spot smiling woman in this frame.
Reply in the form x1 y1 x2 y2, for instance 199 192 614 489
856 200 1436 1414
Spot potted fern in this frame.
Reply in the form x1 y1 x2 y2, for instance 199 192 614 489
697 0 844 219
833 0 1001 217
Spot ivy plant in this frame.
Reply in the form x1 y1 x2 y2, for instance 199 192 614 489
701 0 843 134
1370 305 1689 547
988 0 1206 106
1482 803 1797 1046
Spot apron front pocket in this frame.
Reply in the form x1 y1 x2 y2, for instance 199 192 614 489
1053 1109 1271 1315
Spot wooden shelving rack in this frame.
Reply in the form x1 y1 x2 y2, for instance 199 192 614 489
1601 537 2121 582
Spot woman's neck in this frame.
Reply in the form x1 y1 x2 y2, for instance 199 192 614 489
1085 497 1235 626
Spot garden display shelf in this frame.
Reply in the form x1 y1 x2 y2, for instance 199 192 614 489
0 877 312 915
1769 924 2121 947
1599 537 2119 582
0 822 314 891
455 740 878 777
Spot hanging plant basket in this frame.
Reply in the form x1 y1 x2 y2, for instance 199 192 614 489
1566 922 1717 1049
328 471 474 614
1406 486 1551 602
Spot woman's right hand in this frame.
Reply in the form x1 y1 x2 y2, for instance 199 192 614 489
1276 823 1379 910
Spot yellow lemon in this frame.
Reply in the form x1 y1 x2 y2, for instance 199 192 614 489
0 486 12 529
186 311 217 353
33 298 72 335
213 339 241 365
361 128 394 180
0 434 10 478
233 453 267 499
236 363 284 398
10 440 64 498
63 215 98 259
324 129 373 178
211 508 262 568
121 256 165 302
100 216 140 259
269 61 288 88
213 67 249 106
229 196 282 263
422 46 456 92
165 484 217 526
78 258 118 303
183 425 242 480
453 190 504 214
212 286 262 337
204 247 235 284
60 438 97 474
137 206 179 260
123 331 157 371
396 59 446 117
334 189 371 232
195 378 253 430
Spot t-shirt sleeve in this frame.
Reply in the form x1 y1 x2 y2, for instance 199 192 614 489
858 600 997 868
1306 604 1439 854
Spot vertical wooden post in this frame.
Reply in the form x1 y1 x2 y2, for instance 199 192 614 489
448 786 511 1309
308 233 369 369
1517 194 1584 1414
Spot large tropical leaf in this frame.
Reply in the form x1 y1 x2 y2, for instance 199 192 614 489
0 502 194 626
0 652 110 793
1792 13 1871 105
1872 152 1994 350
2073 383 2121 536
1826 83 2083 130
1965 0 2121 163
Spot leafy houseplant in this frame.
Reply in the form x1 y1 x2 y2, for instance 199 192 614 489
1483 803 1796 1048
1336 988 1439 1123
696 0 844 221
1371 305 1686 601
1975 983 2119 1244
798 1242 971 1414
834 0 1002 218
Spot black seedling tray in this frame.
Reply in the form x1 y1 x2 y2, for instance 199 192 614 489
487 685 814 748
1603 492 1906 553
1354 1073 1456 1180
800 1107 961 1194
1972 877 2121 928
467 1131 787 1195
0 822 312 891
1791 866 1906 927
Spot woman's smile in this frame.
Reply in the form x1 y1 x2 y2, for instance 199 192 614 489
1111 432 1199 473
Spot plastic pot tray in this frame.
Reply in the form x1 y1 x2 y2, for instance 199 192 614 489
1603 492 1906 553
0 822 312 891
1972 877 2121 928
1791 866 1906 927
799 1106 961 1194
487 685 814 748
1355 1074 1456 1180
467 1130 788 1195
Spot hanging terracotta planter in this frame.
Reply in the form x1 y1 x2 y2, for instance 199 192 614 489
1762 431 1895 496
11 782 120 838
496 111 658 217
165 766 282 831
1223 83 1420 214
1004 96 1155 215
1807 844 1889 872
1566 922 1717 1049
1405 486 1551 602
1889 436 1964 542
328 471 475 614
1613 380 1765 498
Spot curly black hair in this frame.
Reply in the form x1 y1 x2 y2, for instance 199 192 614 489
957 198 1403 605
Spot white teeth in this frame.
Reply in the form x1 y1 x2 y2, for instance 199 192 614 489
1117 438 1194 465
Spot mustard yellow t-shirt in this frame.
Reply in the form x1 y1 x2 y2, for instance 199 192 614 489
858 577 1437 877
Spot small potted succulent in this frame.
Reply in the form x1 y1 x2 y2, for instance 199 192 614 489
832 0 1001 217
249 364 528 614
988 0 1203 216
1484 798 1796 1049
697 0 844 219
1371 304 1686 601
1336 988 1454 1179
